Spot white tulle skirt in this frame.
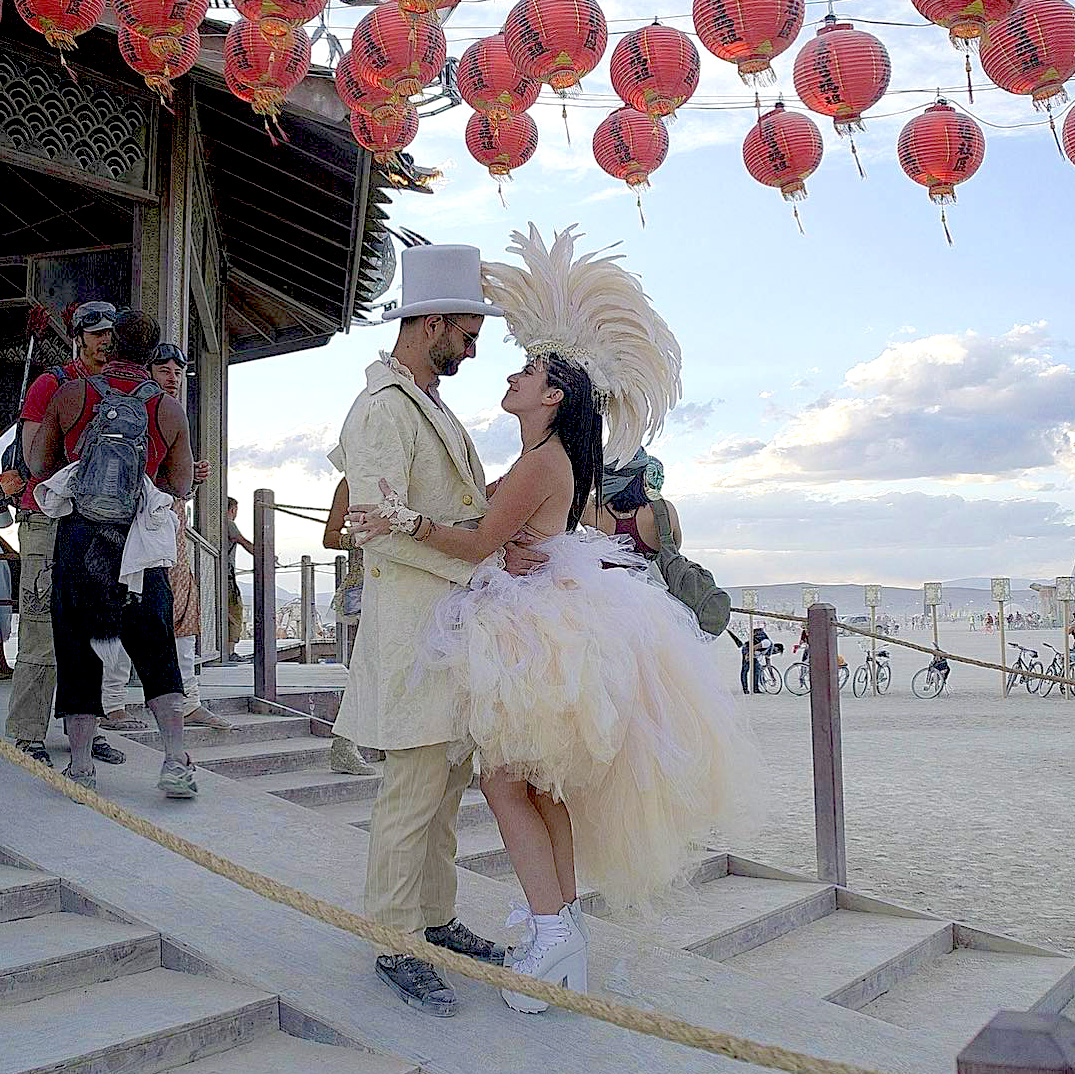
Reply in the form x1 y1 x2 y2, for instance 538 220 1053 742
425 528 763 909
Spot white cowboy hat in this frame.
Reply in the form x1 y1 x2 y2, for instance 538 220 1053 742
382 244 504 321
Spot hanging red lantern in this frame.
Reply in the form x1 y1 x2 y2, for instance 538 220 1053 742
458 34 540 121
351 5 446 100
898 99 985 242
743 101 823 200
693 0 805 85
792 16 891 132
593 106 669 187
911 0 1018 48
465 110 538 183
335 50 405 122
118 25 199 101
114 0 208 60
225 19 310 97
1063 103 1075 162
13 0 104 55
610 21 700 118
234 0 327 42
349 105 419 161
980 0 1075 109
503 0 608 93
398 0 459 18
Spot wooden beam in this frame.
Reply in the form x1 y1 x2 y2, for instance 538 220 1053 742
226 237 346 294
216 189 352 243
208 142 354 207
228 264 341 326
220 214 347 273
343 147 373 332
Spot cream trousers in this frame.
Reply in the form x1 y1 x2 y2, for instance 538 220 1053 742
364 742 472 948
101 635 200 717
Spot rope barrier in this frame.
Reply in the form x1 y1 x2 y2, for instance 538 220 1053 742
271 505 332 526
0 739 886 1074
730 607 1075 689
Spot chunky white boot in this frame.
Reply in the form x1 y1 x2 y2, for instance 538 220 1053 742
569 897 591 944
501 905 587 1014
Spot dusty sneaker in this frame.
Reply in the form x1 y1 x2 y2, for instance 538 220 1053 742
184 706 233 730
90 735 125 764
330 735 376 775
158 755 198 798
425 919 506 966
375 956 455 1017
61 763 96 792
15 740 53 768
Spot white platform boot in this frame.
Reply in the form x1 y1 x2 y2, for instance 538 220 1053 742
502 905 587 1014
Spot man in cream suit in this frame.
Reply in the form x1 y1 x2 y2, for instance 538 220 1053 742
331 245 542 1017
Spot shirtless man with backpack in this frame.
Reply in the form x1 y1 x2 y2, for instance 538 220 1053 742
29 310 197 797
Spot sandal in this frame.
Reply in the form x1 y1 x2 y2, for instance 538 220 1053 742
98 713 149 731
90 736 126 765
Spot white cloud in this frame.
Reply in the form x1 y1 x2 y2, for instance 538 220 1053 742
462 409 520 466
668 399 719 431
229 425 339 478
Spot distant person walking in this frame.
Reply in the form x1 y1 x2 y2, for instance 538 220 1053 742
226 497 255 661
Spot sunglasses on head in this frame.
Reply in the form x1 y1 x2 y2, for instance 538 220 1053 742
73 303 122 332
150 343 189 368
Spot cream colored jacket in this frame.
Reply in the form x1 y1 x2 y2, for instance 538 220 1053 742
331 357 487 751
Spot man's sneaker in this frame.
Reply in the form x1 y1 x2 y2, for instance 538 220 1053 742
15 740 53 768
184 706 233 730
375 955 455 1017
158 755 198 798
425 918 506 965
330 735 376 775
61 763 96 792
90 736 125 765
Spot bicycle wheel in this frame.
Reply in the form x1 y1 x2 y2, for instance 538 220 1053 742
877 663 892 694
1006 667 1020 694
838 664 850 690
761 664 782 694
1042 661 1058 697
784 663 810 695
852 665 869 697
1027 661 1043 695
911 667 942 698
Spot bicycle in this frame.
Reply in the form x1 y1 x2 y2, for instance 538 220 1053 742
1038 643 1075 697
911 654 950 698
1006 643 1042 695
757 650 783 695
783 649 850 696
852 647 892 697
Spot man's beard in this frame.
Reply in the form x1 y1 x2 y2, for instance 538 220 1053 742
430 340 463 377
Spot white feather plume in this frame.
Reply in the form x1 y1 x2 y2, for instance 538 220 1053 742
482 224 682 468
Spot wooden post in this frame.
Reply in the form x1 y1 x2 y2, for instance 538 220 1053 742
870 604 878 696
334 555 347 665
932 605 939 650
958 1010 1075 1073
300 555 314 665
998 600 1008 697
807 603 847 886
1064 599 1071 701
253 488 277 703
747 611 755 695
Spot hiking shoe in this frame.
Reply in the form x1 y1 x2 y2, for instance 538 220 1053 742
375 955 455 1017
425 919 506 966
330 735 376 775
15 740 53 768
184 706 233 730
91 736 125 765
158 755 198 798
62 763 96 792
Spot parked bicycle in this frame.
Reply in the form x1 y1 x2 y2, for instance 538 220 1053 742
1038 643 1074 697
852 646 891 697
784 649 850 696
1006 643 1042 695
911 654 950 698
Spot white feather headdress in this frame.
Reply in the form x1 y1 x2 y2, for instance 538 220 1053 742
482 224 682 468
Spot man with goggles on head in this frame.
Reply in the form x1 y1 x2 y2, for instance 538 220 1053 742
98 343 231 732
5 300 129 769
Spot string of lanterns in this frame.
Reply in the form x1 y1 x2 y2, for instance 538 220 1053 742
10 0 1075 237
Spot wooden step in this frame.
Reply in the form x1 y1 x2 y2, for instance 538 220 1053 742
0 912 160 1006
308 787 494 832
243 769 382 807
0 866 59 924
123 715 313 751
194 738 333 779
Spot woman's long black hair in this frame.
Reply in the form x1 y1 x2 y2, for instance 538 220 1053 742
542 354 603 532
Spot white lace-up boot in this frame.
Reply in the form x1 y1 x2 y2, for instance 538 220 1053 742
501 905 587 1014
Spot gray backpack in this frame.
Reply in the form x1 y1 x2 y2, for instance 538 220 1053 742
74 376 163 524
651 499 731 637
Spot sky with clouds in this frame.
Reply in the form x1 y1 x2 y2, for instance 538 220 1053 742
225 0 1075 587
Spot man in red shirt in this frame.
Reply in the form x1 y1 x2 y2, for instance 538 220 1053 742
5 301 127 769
30 310 196 797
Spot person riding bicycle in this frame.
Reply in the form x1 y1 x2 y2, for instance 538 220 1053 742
728 626 776 695
931 652 950 685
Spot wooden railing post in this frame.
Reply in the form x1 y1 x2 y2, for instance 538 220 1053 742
300 554 314 665
808 602 847 886
253 488 276 702
334 555 347 665
958 1011 1075 1073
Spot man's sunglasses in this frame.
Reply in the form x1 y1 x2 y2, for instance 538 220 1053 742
150 343 189 368
73 304 123 332
442 316 480 347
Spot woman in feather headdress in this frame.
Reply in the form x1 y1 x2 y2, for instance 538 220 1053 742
352 225 761 1012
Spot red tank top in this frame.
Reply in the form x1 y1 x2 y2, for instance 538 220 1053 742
63 364 169 480
613 510 659 559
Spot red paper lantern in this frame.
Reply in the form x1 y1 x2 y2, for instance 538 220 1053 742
1063 103 1075 162
234 0 327 41
503 0 608 93
465 110 538 181
897 99 985 200
792 17 891 132
693 0 805 85
912 0 1018 48
593 106 669 188
351 5 446 100
398 0 459 17
118 25 199 100
458 34 540 121
743 102 823 200
114 0 208 59
224 19 311 114
980 0 1075 108
13 0 104 53
335 50 405 122
349 105 419 161
610 22 700 118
